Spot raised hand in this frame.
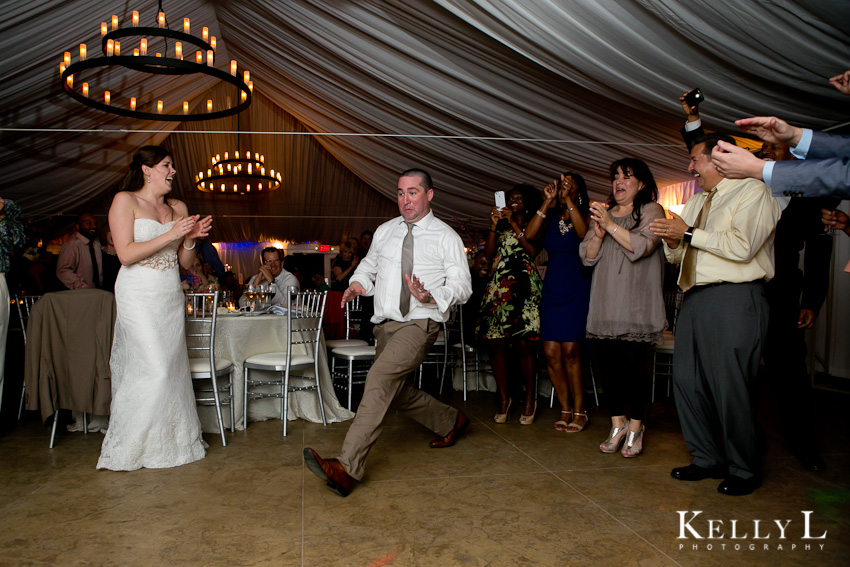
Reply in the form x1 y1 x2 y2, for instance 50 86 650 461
829 70 850 95
734 116 803 147
711 141 765 180
405 273 431 304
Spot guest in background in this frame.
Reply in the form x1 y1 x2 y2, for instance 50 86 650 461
359 230 373 258
181 255 210 292
239 246 299 308
223 271 242 302
196 237 226 281
0 197 26 411
312 273 331 292
99 225 122 293
461 250 489 345
525 172 591 432
580 158 666 458
331 242 359 292
56 212 102 290
478 184 543 425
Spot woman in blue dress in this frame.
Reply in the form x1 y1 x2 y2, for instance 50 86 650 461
525 173 591 432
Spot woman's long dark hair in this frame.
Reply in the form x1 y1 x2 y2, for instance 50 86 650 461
119 146 171 192
607 158 658 225
558 171 590 217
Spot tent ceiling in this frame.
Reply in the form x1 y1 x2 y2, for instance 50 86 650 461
1 0 848 244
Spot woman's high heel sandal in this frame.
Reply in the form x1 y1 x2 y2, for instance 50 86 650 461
621 425 644 458
599 419 630 453
519 401 538 425
553 409 572 431
494 399 512 424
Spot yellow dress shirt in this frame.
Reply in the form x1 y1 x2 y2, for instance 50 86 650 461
664 177 781 286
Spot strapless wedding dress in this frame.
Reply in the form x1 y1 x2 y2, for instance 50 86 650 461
97 219 206 470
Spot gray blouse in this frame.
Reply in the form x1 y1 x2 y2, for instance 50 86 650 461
579 202 667 343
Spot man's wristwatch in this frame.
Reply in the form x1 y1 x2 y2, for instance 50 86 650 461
683 226 695 244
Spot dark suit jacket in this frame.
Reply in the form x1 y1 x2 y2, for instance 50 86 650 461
771 131 850 199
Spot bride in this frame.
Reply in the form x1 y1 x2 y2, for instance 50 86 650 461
97 146 213 471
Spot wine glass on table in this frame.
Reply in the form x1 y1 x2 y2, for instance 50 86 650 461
256 285 268 310
243 284 257 312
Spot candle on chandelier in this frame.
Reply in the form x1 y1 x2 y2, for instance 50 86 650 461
155 53 161 58
207 99 213 112
183 101 189 114
101 22 107 36
202 27 208 42
158 12 165 28
132 11 139 27
111 15 118 31
114 41 120 56
79 43 86 61
66 74 73 88
175 42 182 59
63 52 70 66
104 90 110 104
195 51 202 64
229 60 237 76
210 37 216 51
106 39 114 56
224 152 229 160
82 83 88 97
247 81 253 93
59 63 66 76
233 185 238 193
243 70 250 83
140 38 147 56
241 91 247 102
157 100 163 113
130 97 135 110
133 48 139 56
183 18 190 34
206 50 213 66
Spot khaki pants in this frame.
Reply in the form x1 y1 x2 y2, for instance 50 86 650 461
338 318 458 480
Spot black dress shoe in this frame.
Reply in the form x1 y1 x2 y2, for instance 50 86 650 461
430 411 469 448
717 475 762 496
671 463 727 481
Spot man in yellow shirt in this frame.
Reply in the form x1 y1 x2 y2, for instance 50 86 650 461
650 133 781 496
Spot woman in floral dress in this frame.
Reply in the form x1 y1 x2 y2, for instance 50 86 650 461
477 184 543 424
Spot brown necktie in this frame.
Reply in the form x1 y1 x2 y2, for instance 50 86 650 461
679 188 717 292
88 240 100 288
399 222 414 316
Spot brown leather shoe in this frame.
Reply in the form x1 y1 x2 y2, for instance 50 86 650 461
429 411 469 448
303 448 355 497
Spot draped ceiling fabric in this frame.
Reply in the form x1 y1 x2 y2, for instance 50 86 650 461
0 0 848 244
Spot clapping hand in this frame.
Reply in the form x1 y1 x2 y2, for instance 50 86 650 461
543 181 558 207
187 215 212 239
829 70 850 96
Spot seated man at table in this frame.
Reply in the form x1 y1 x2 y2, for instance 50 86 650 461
238 246 300 308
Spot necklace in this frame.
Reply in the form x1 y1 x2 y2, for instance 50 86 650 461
558 218 573 235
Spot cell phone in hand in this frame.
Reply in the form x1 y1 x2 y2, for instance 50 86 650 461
494 191 506 209
684 88 704 108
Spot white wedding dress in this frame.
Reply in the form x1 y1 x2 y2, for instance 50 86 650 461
97 219 206 471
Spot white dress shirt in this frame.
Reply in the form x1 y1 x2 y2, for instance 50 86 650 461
351 211 472 324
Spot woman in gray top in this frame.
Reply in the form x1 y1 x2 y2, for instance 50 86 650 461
579 158 667 458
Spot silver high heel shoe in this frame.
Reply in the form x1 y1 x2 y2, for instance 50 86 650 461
621 425 645 458
599 419 630 453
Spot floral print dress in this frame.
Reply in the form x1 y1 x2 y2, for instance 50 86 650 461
477 229 543 340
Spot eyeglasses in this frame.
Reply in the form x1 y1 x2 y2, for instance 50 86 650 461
263 259 281 265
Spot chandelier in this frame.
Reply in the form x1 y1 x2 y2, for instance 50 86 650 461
59 2 252 121
196 151 282 195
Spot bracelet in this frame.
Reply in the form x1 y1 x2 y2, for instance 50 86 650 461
517 231 525 239
611 226 619 235
568 207 575 212
183 241 196 250
535 210 547 219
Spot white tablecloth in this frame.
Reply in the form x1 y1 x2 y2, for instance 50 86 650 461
194 313 354 432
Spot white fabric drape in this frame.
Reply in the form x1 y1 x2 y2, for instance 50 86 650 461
2 0 847 241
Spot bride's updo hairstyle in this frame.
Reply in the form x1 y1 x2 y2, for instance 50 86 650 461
119 146 171 192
